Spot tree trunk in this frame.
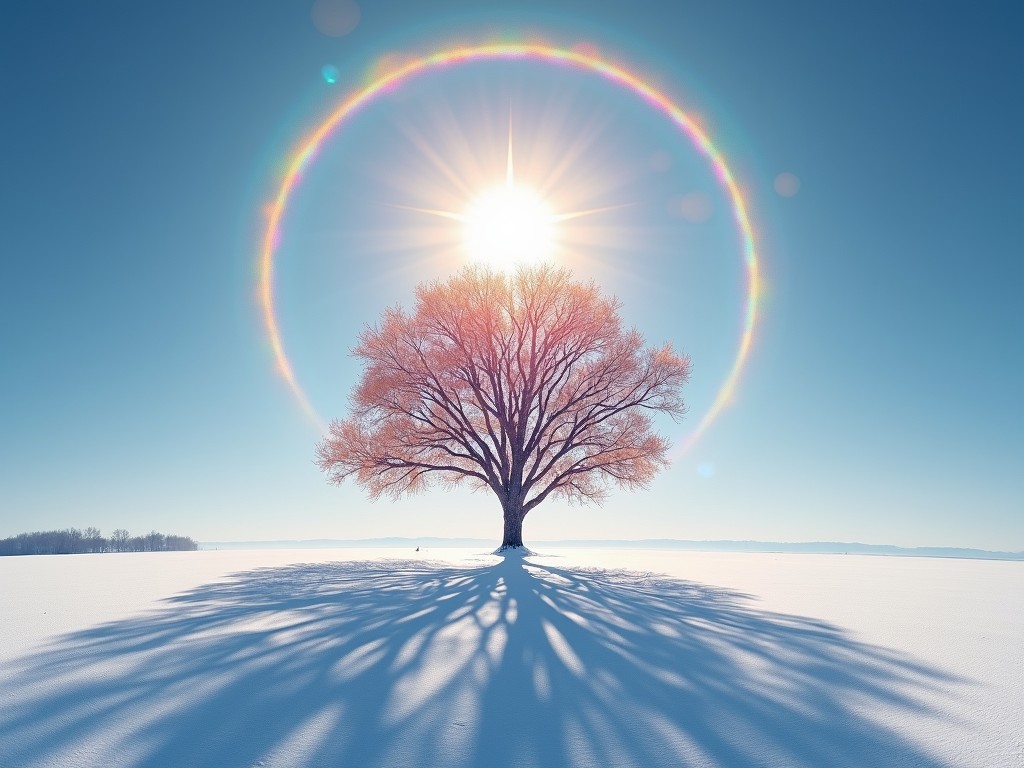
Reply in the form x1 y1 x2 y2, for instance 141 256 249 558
500 500 525 550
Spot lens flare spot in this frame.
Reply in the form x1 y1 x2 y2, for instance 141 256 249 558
672 191 713 223
774 172 800 197
321 65 339 85
311 0 360 37
697 462 716 478
367 52 404 83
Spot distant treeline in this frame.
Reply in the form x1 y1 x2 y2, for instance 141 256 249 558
0 528 199 556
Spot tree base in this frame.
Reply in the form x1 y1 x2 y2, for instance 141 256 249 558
493 543 535 556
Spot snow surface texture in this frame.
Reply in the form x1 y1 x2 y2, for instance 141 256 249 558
0 549 1020 767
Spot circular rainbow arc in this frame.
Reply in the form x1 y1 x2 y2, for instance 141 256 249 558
259 42 761 450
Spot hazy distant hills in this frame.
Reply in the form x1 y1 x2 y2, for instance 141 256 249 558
200 537 1024 561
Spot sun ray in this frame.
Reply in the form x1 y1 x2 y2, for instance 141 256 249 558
506 113 515 189
552 203 637 222
533 110 619 203
384 203 466 222
393 122 479 201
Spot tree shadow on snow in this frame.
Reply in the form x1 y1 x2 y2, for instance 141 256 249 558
0 555 965 767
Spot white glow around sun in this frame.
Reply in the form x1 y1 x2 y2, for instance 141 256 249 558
392 123 614 275
462 184 554 271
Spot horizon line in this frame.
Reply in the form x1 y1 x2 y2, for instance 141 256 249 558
197 537 1024 560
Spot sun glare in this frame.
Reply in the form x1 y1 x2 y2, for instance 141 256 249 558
462 184 554 271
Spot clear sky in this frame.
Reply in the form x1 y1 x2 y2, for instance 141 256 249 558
2 2 1021 549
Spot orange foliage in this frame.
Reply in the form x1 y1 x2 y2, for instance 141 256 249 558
316 266 691 528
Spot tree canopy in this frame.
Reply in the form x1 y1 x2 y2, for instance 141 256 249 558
317 266 690 549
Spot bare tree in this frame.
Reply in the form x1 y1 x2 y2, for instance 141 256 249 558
83 527 105 553
317 266 691 550
165 534 199 551
110 529 131 553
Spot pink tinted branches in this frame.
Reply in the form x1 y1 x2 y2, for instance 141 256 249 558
316 265 690 542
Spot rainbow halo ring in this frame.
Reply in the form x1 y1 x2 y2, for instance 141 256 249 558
259 42 761 452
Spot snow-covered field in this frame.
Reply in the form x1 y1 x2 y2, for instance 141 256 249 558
0 548 1020 767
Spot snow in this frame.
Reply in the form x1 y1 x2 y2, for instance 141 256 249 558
0 548 1021 767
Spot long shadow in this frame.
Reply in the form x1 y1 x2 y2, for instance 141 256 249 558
0 555 964 767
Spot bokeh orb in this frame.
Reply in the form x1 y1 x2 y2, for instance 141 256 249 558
311 0 360 37
321 64 340 85
774 172 800 197
674 190 714 223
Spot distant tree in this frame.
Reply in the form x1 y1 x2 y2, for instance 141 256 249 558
0 528 199 556
317 266 691 550
67 528 84 554
83 527 106 553
110 529 131 553
165 534 199 551
144 531 166 552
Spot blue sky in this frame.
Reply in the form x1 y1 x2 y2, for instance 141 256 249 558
1 1 1021 549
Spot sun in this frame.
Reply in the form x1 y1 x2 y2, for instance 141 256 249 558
463 183 554 271
388 123 614 274
386 119 622 274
